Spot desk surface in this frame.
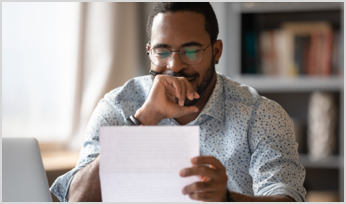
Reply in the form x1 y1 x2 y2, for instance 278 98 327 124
41 150 80 172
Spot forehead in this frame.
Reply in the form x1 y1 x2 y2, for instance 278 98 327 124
151 12 210 46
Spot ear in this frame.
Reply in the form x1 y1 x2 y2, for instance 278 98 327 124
212 39 223 64
146 41 151 53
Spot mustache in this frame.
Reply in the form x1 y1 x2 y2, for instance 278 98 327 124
164 70 199 79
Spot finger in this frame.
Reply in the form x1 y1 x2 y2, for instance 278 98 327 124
157 75 180 99
182 181 221 195
178 78 186 106
181 78 196 101
171 77 182 99
188 192 215 202
180 166 219 180
191 156 226 171
194 91 200 99
176 105 199 117
201 176 210 182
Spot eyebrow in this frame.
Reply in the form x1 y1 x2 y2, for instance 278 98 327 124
152 41 203 49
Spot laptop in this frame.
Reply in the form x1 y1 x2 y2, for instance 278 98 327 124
2 137 53 202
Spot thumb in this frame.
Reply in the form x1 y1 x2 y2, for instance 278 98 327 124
177 105 199 117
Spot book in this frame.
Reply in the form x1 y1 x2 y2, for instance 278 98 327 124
259 31 272 75
320 32 334 76
251 21 338 77
243 31 259 74
282 22 333 76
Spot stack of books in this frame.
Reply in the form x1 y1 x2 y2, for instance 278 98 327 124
243 21 342 77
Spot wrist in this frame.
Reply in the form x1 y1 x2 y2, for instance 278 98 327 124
226 189 235 202
134 105 163 125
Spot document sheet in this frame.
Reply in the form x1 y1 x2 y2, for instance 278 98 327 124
99 126 200 202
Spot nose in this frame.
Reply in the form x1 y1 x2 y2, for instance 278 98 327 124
166 51 187 73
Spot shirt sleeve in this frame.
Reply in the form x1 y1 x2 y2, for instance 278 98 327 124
248 97 307 202
49 94 125 202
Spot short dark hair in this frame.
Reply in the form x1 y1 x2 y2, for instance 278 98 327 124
146 2 219 43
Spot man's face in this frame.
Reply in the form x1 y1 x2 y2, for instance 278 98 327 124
149 12 216 105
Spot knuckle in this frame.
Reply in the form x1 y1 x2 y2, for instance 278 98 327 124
196 193 209 200
185 168 192 175
201 166 209 174
190 167 198 175
192 182 199 189
155 75 162 82
195 182 203 189
198 182 209 189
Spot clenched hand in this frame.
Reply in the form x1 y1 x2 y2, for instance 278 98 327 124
180 156 229 202
135 74 200 125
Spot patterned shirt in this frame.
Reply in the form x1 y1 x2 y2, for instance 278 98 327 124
50 72 306 202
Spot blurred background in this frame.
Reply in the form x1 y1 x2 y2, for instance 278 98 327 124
2 2 344 202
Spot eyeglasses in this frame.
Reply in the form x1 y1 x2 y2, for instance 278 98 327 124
146 42 212 67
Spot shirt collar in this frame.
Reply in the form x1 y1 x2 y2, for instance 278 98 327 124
199 73 225 121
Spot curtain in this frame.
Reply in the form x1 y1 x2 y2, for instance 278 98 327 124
68 2 142 150
2 2 81 143
3 2 150 149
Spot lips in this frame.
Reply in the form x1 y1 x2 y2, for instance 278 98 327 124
186 75 198 82
187 77 196 82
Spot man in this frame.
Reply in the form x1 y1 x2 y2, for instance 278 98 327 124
50 2 306 202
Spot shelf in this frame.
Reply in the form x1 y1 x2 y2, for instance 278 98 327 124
306 191 339 202
232 2 342 13
233 75 344 92
298 154 341 169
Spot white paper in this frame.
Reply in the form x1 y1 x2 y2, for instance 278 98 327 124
99 126 200 202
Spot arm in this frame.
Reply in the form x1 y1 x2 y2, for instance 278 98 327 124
68 156 101 202
180 156 296 202
66 75 198 201
248 99 306 202
51 94 113 201
227 190 294 202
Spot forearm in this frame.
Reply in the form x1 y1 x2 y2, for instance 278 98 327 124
228 190 294 202
134 106 163 125
68 156 101 202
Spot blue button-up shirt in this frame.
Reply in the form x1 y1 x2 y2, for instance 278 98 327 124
50 72 306 202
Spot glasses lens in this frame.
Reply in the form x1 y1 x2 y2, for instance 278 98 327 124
181 47 202 64
150 48 171 66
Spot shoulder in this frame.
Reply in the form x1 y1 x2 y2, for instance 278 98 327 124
86 75 153 130
218 73 261 107
103 75 153 106
218 72 289 127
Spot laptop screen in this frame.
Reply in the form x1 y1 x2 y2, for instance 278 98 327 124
3 137 53 202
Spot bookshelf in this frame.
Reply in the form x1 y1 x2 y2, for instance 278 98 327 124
211 2 344 202
233 2 342 13
234 75 343 92
298 154 340 169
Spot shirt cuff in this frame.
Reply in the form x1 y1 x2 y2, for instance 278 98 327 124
257 183 306 202
49 167 81 202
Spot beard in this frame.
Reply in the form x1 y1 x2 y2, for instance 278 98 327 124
170 56 216 106
149 56 216 106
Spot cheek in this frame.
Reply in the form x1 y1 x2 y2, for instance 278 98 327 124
150 64 165 74
193 64 208 80
190 69 204 88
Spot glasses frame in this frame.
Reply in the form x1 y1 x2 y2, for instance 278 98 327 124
146 41 213 67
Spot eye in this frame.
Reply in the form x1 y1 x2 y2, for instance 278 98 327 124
183 47 199 54
153 48 171 58
157 52 170 58
183 47 201 61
